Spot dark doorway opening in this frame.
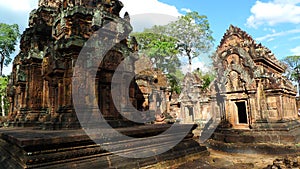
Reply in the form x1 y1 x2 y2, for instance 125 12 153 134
236 102 247 124
188 106 194 122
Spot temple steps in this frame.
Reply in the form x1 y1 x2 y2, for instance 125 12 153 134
0 124 208 169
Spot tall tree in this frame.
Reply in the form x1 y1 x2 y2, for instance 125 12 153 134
282 55 300 94
145 11 214 72
0 23 20 76
132 32 183 93
132 11 214 94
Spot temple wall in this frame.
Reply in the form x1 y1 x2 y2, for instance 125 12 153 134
265 95 280 121
249 96 258 123
212 25 299 129
297 97 300 112
281 95 297 119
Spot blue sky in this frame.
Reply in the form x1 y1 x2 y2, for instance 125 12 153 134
1 0 300 74
157 0 300 59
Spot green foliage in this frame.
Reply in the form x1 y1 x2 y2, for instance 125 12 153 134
167 69 184 94
144 11 214 65
0 23 20 75
131 12 214 94
193 68 215 90
138 11 214 69
167 12 214 60
0 76 9 116
201 73 215 90
0 76 8 93
282 55 300 94
131 32 180 74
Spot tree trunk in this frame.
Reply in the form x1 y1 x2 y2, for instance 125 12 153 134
187 51 192 73
0 53 4 76
0 61 3 76
1 95 5 116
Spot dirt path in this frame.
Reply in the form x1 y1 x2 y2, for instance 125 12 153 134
176 148 283 169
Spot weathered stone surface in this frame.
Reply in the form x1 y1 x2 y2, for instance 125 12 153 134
208 25 300 150
179 72 204 124
213 25 298 129
6 0 137 129
1 1 209 168
0 124 208 169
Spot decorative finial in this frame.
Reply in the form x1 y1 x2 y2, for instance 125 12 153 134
124 12 130 22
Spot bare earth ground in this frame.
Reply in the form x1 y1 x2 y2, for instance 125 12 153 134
176 148 283 169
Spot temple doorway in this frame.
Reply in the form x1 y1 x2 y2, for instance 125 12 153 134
184 106 194 123
235 101 247 124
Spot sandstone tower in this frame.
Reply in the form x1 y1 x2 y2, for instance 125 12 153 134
209 25 300 152
7 0 138 129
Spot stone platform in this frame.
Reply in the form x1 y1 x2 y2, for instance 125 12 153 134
0 124 208 169
207 124 300 154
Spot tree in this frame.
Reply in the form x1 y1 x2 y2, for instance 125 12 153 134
145 11 214 72
0 23 20 76
132 32 183 94
132 11 214 94
167 69 184 94
131 32 180 74
282 55 300 95
193 68 215 90
0 76 9 116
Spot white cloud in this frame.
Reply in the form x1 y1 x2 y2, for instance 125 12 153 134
192 61 210 73
256 28 300 41
130 14 178 32
246 0 300 28
289 36 300 40
266 38 275 42
121 0 180 16
181 57 211 74
181 8 192 13
263 28 276 33
120 0 181 31
0 0 38 11
290 46 300 55
2 64 13 76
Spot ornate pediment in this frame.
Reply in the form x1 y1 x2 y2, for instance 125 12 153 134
214 45 260 93
217 25 286 73
218 25 255 54
214 25 297 94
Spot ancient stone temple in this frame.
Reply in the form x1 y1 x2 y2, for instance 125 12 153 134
0 1 208 168
6 0 137 128
178 72 219 138
179 72 204 124
209 25 300 153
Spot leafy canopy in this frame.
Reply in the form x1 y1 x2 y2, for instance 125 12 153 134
193 68 215 90
0 76 9 116
131 32 180 74
0 76 8 94
0 23 20 75
282 55 300 94
131 11 214 94
144 11 214 65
